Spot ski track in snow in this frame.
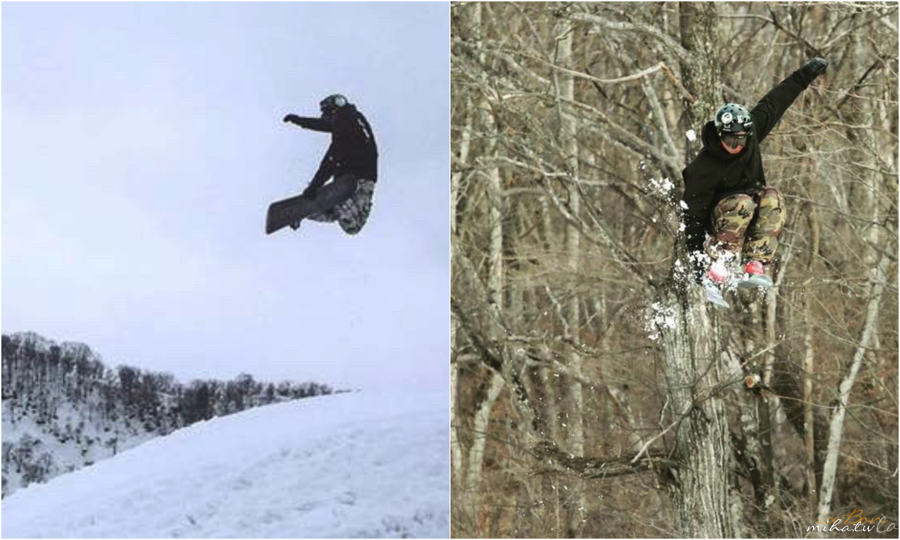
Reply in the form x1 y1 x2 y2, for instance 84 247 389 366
2 391 449 538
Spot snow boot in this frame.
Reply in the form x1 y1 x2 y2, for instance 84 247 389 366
738 260 773 289
703 260 731 308
706 260 729 284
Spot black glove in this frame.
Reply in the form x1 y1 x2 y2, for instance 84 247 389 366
803 57 828 79
283 114 301 124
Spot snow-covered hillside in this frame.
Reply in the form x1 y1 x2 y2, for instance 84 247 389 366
2 391 449 538
2 400 158 496
2 331 337 498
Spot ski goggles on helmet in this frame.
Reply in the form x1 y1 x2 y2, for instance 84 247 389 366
721 131 750 148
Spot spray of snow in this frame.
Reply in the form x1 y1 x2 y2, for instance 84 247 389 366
672 258 689 283
673 201 690 234
649 177 675 195
686 129 697 142
689 242 747 292
643 302 678 342
645 177 678 226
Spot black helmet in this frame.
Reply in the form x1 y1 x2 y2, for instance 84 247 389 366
319 94 348 116
715 103 752 135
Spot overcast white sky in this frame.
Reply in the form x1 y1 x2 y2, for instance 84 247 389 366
2 2 449 392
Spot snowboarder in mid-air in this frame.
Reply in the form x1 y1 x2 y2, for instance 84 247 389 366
266 94 378 235
681 58 828 307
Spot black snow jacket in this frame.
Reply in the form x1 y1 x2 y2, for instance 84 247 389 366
681 64 821 254
290 104 378 189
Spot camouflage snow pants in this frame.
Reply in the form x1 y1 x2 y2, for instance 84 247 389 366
705 187 785 264
307 175 376 235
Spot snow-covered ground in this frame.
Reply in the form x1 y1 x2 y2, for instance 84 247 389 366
2 391 449 538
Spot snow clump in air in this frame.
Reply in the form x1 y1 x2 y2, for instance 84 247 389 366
686 129 697 142
649 177 675 195
672 259 688 282
644 302 678 341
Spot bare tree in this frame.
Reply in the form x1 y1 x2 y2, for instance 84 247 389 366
452 2 898 538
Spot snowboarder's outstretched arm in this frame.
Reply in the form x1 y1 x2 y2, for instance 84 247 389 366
283 114 333 133
681 167 715 257
751 58 828 143
305 144 336 194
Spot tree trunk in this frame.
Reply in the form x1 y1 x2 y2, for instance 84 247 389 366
555 17 586 536
451 94 473 493
652 5 746 537
656 287 746 537
804 293 817 512
817 211 894 520
465 371 505 513
679 2 720 135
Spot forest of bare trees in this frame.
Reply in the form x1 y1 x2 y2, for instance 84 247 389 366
451 2 898 537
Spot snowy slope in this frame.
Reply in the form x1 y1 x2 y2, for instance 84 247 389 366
2 391 449 538
3 331 339 498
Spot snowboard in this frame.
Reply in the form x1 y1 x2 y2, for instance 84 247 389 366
704 274 773 309
265 193 314 235
737 273 773 289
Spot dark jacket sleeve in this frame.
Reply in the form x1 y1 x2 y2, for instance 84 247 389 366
681 162 715 254
291 116 333 133
308 144 336 190
751 65 819 143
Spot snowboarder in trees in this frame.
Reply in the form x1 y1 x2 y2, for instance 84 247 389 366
266 94 378 235
681 58 828 306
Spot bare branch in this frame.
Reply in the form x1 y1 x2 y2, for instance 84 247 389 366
532 440 675 480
